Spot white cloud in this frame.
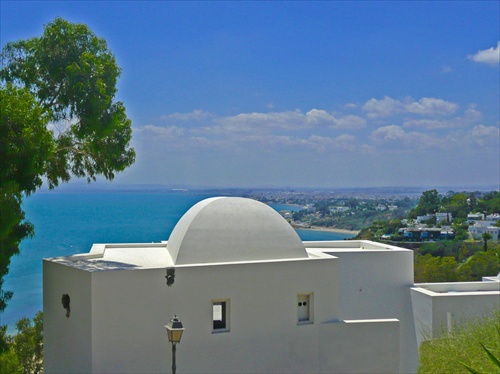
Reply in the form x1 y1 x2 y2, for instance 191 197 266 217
135 125 184 138
463 106 483 122
332 115 366 130
160 109 214 121
215 109 366 132
370 125 407 142
218 110 304 131
136 104 493 162
403 119 449 130
268 134 356 152
470 125 500 146
468 41 500 65
305 109 334 125
405 98 458 116
370 125 437 148
471 124 500 137
363 96 458 118
362 97 404 118
403 106 482 129
305 109 366 129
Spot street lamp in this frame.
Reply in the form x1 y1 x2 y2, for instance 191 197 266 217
165 315 184 374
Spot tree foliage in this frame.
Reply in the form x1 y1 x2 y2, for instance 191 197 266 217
441 193 470 219
0 312 43 374
409 189 441 217
1 17 135 188
476 191 500 214
414 244 499 283
481 232 493 252
457 249 500 281
0 18 135 319
414 254 458 283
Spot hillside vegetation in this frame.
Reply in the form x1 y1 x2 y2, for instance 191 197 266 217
418 311 500 374
355 190 500 282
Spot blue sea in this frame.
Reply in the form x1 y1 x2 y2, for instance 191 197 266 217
2 191 353 333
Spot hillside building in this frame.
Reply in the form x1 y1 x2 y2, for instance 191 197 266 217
43 197 499 373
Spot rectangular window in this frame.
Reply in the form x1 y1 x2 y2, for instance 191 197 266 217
212 299 230 332
297 293 313 324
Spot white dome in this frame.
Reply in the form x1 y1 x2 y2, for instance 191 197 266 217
167 197 307 264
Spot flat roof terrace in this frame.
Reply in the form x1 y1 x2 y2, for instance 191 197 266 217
45 240 401 272
412 281 500 296
304 240 411 253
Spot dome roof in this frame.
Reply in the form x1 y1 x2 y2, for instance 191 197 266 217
167 197 307 264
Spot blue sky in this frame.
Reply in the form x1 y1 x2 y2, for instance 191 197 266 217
2 1 499 188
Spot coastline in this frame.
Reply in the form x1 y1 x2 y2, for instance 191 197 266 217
295 224 360 235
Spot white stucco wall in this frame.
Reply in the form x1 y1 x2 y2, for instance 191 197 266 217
305 241 418 373
45 255 342 373
319 319 400 373
43 260 93 373
411 281 500 346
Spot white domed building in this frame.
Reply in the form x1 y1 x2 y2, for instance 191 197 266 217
43 197 499 373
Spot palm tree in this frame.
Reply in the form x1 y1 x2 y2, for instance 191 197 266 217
482 232 493 252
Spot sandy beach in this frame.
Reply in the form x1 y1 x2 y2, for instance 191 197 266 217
310 226 360 235
294 224 360 235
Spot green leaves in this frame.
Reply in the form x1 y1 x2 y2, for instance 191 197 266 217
0 17 135 312
411 189 441 217
1 17 134 189
0 312 44 373
0 85 53 193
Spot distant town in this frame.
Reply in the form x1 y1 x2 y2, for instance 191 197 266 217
243 187 500 284
228 187 498 241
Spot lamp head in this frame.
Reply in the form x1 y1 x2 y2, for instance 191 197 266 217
165 315 184 343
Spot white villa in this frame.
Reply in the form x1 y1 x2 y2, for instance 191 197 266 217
469 220 500 241
43 197 500 373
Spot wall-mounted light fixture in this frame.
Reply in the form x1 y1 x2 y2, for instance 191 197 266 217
61 294 71 318
165 267 175 286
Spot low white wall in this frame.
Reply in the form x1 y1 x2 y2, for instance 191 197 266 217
410 287 433 346
319 319 400 373
411 286 500 345
321 249 418 373
415 281 500 293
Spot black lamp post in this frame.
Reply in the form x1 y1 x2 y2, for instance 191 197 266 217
165 315 184 374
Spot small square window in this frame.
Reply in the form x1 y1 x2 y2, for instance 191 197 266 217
297 293 313 324
212 300 230 332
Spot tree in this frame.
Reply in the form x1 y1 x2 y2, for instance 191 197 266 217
476 191 500 214
414 254 458 283
1 85 51 313
0 312 43 374
459 242 470 262
410 189 441 218
441 192 469 219
457 250 499 281
13 312 43 374
481 232 492 252
0 18 135 315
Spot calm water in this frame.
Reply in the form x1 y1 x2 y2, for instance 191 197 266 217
2 191 352 332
